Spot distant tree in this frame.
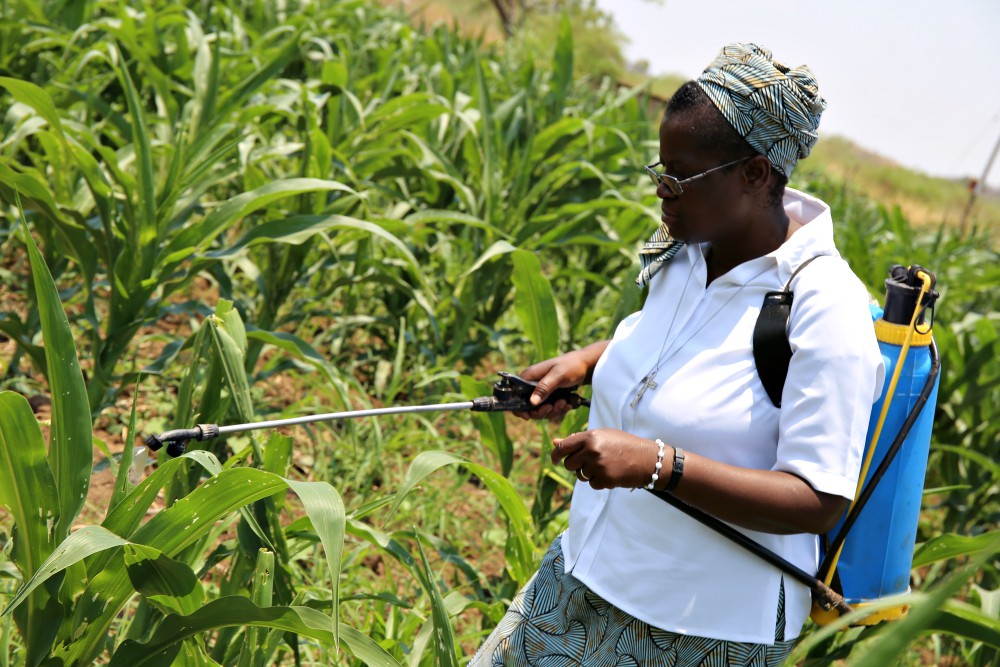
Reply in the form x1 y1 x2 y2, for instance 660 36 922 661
511 2 627 80
434 0 665 83
487 0 522 37
483 0 661 39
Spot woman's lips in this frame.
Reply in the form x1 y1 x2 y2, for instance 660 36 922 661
661 207 679 222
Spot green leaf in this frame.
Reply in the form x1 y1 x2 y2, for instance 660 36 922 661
0 77 66 138
547 13 574 120
66 137 113 199
209 306 254 425
847 532 1000 667
244 328 346 392
321 59 348 91
935 444 1000 478
103 451 223 542
107 598 400 667
0 312 48 378
160 179 358 262
515 160 612 225
388 451 535 583
0 392 59 578
0 391 62 661
322 216 435 296
251 550 274 611
189 17 217 130
238 549 274 667
511 249 559 361
931 600 1000 649
368 102 450 135
1 525 129 617
123 544 205 617
214 36 299 122
110 378 143 511
284 479 346 646
59 465 346 665
462 240 516 278
22 225 91 541
204 214 358 258
912 531 999 568
112 43 158 266
414 538 459 667
213 300 248 356
54 468 288 664
0 162 65 225
401 209 498 234
340 623 405 667
172 639 221 667
529 118 586 165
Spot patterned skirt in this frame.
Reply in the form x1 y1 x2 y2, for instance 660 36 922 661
469 537 796 667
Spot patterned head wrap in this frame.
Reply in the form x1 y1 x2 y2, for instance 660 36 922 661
635 44 825 289
697 42 827 178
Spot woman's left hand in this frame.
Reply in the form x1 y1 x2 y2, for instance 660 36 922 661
552 428 661 490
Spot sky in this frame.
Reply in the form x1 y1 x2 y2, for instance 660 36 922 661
594 0 1000 188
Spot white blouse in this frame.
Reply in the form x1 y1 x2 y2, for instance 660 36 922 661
560 188 885 644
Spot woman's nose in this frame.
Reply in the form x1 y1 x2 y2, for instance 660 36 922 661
657 180 678 200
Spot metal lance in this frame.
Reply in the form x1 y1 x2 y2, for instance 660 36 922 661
143 372 590 457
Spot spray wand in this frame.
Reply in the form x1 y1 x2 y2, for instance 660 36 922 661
143 372 590 457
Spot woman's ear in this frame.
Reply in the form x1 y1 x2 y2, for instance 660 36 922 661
743 155 773 195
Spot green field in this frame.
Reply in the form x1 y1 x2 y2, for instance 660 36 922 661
1 1 997 665
390 0 1000 236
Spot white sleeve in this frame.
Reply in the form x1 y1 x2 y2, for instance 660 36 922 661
772 260 886 499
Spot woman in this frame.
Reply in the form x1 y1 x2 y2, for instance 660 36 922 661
471 44 884 666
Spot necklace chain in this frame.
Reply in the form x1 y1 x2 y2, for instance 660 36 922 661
628 261 772 411
629 261 696 408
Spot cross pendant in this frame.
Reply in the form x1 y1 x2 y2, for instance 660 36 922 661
630 373 658 408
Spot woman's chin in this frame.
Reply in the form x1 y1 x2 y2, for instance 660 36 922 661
661 214 686 238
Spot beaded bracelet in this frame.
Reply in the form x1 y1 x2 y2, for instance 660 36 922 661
645 439 667 490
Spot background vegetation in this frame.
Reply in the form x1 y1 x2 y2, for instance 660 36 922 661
0 1 996 665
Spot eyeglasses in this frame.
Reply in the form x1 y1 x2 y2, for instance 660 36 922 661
644 155 753 196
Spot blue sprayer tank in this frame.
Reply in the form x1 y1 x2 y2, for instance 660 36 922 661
812 265 941 626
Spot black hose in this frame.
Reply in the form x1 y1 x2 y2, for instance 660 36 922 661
817 339 941 581
646 489 852 614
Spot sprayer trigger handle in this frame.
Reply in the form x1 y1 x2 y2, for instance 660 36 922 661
491 371 590 410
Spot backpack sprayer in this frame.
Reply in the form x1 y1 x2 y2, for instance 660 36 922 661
140 265 940 626
743 263 941 625
811 265 941 626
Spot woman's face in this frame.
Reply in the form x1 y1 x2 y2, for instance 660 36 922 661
654 112 754 245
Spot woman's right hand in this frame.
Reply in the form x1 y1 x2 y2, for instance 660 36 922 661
513 341 609 421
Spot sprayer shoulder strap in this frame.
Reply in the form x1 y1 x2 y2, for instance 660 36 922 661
753 256 825 408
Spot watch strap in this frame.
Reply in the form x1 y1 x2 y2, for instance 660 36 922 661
664 446 685 493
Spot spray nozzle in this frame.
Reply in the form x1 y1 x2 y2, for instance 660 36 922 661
143 423 220 456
